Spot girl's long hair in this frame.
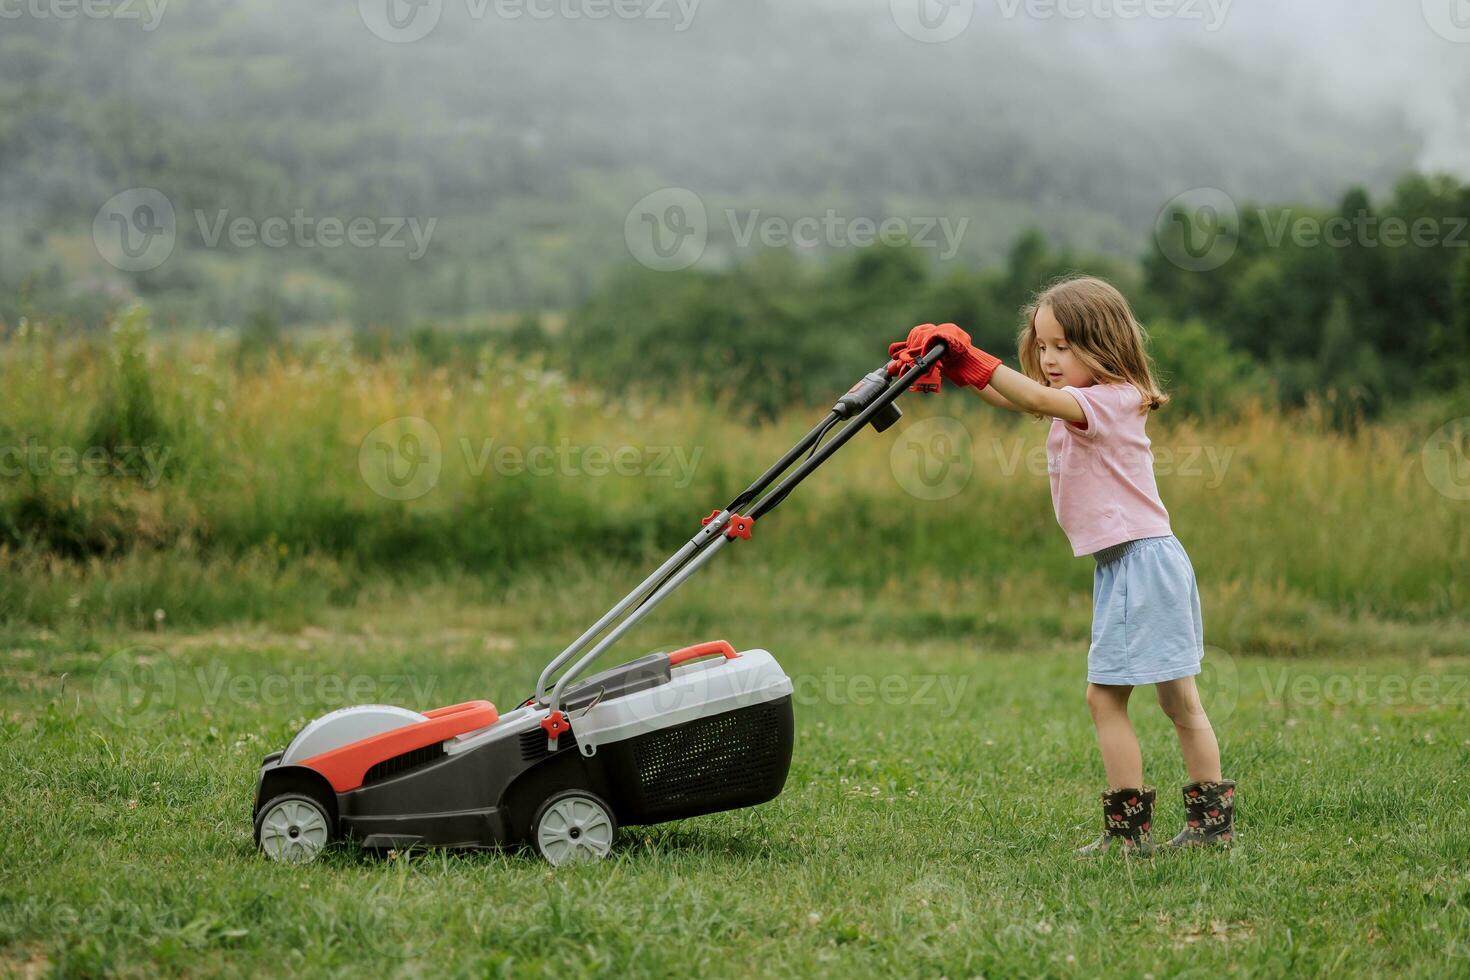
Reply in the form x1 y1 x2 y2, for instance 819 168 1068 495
1016 276 1169 416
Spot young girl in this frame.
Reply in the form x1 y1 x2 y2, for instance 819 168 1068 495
888 276 1235 856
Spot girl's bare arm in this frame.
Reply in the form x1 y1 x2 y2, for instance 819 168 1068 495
983 365 1087 424
971 383 1024 413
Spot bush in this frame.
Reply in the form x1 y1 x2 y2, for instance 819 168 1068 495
1144 317 1267 419
85 306 174 467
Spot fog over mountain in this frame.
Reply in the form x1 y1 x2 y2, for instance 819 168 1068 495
1 0 1464 320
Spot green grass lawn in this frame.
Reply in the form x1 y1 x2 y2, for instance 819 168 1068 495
3 573 1469 977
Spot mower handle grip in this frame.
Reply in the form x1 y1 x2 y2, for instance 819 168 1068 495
882 337 952 382
885 337 947 379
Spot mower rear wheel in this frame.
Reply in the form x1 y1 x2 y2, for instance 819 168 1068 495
532 789 616 866
255 792 333 864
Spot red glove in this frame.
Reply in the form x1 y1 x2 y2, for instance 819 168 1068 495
887 323 1002 390
887 338 942 392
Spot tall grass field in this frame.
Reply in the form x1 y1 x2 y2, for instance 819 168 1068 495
2 314 1468 975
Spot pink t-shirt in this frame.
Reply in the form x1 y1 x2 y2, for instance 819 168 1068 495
1047 382 1172 557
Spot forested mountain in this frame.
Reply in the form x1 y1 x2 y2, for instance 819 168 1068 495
1 0 1453 326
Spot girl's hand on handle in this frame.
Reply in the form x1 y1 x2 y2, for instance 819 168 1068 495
886 337 943 393
887 323 1002 390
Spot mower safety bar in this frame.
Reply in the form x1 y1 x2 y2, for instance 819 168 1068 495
532 341 947 734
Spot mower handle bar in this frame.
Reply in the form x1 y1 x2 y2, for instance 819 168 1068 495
533 341 947 716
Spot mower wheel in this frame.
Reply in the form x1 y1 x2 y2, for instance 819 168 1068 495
255 792 333 864
532 789 617 866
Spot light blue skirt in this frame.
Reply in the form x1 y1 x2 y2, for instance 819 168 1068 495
1087 535 1204 686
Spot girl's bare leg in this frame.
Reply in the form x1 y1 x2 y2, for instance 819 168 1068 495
1156 675 1222 782
1085 683 1143 789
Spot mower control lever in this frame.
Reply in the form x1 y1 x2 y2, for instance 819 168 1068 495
834 369 903 433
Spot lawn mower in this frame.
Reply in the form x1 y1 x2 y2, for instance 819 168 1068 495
252 342 947 865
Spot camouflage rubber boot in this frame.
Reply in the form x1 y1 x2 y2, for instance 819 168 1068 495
1163 780 1236 848
1076 786 1155 857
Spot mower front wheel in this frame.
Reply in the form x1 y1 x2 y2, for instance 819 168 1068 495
255 792 334 864
532 789 617 866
